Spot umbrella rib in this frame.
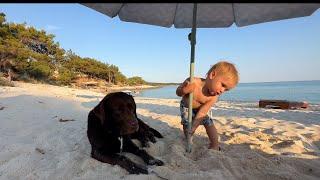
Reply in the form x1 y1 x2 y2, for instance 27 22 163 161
114 3 125 18
172 4 179 27
231 3 236 26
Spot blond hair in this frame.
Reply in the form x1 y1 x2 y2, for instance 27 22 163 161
206 61 239 85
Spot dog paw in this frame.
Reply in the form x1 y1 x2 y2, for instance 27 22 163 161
148 135 156 143
141 141 150 148
128 164 148 174
148 159 164 166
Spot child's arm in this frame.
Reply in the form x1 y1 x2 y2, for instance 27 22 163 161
176 78 195 97
190 97 217 134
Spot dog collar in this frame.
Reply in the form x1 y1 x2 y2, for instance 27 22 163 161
118 136 123 154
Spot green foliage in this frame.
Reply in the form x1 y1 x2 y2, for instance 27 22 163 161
63 55 128 85
27 61 52 79
55 68 76 85
127 76 146 86
0 12 147 86
0 13 6 25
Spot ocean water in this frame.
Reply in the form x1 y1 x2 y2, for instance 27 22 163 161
137 80 320 104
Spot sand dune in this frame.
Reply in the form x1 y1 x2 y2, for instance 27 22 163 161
0 82 319 180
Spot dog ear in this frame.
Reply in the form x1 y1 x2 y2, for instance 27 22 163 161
127 94 138 118
92 95 110 125
92 102 105 124
92 100 106 124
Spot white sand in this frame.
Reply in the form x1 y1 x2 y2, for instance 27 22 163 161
0 82 319 180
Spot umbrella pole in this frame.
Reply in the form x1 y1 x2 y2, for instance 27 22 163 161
186 3 197 153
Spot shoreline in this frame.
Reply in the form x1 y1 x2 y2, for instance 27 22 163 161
2 80 161 94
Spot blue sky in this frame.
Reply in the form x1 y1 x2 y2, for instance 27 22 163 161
1 4 319 83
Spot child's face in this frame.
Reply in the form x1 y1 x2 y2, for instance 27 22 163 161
205 71 236 96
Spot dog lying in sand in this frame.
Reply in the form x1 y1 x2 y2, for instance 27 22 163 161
87 92 164 174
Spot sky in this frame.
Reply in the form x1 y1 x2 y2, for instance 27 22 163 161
0 3 319 83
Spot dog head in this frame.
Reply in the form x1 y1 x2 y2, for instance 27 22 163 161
92 92 139 136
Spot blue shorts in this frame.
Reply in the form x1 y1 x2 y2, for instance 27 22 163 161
179 100 214 127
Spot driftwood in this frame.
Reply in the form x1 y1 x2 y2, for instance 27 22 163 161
259 99 308 109
59 118 75 122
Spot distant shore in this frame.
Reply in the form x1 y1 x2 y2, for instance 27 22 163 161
106 84 160 92
17 80 161 94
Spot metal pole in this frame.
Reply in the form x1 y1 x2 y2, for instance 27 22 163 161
186 3 197 153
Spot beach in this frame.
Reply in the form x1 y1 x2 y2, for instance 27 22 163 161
0 82 319 180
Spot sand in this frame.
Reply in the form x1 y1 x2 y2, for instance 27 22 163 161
0 81 319 180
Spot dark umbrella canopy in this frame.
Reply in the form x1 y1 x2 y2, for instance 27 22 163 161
82 3 319 152
82 3 319 28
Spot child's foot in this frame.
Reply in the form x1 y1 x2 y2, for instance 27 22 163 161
208 144 220 151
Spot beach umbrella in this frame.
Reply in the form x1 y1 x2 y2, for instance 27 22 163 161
81 3 320 152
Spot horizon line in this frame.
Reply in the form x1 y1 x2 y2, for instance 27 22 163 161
150 79 320 85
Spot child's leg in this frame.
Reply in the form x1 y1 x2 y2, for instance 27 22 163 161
204 124 219 150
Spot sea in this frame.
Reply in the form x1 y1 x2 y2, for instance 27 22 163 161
137 80 320 105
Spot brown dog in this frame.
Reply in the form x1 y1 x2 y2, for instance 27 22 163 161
87 92 164 174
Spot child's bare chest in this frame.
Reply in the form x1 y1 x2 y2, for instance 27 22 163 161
183 88 212 108
193 88 212 103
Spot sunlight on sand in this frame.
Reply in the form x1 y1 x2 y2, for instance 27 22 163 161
0 82 319 179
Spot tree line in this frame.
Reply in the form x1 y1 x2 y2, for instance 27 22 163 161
0 12 147 86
